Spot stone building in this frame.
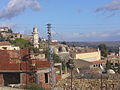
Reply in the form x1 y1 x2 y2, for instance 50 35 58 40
72 48 101 62
52 42 70 61
9 33 32 41
0 27 12 33
0 27 33 41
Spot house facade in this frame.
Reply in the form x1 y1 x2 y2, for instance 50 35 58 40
0 48 51 88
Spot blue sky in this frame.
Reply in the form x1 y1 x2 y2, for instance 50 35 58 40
0 0 120 41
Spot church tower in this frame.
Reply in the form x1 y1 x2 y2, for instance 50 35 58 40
32 27 39 48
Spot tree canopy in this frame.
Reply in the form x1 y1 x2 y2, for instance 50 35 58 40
11 38 32 49
98 44 108 57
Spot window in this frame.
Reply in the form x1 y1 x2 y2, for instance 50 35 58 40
2 47 7 50
44 73 49 83
20 35 22 38
93 65 96 67
58 47 62 52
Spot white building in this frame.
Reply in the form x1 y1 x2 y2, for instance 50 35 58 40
0 41 20 50
32 27 39 48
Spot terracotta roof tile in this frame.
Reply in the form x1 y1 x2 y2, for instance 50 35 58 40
92 60 105 64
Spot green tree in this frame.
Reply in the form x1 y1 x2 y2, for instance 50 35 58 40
26 83 43 90
98 44 108 57
106 60 111 70
53 54 66 70
0 36 6 41
61 41 67 45
12 38 32 49
117 63 120 74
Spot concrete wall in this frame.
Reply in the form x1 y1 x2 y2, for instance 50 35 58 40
0 45 20 50
74 51 101 62
30 54 45 59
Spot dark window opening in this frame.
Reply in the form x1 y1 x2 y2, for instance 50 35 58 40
58 47 62 52
3 73 20 86
20 35 22 38
2 47 7 50
11 36 14 38
45 73 48 83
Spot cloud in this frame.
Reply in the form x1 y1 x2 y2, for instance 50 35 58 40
96 0 120 12
0 0 41 19
0 22 17 28
53 30 120 41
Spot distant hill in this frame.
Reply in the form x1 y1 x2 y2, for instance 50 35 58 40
64 41 120 53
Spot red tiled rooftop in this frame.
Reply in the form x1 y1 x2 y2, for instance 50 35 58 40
0 49 50 71
92 60 105 64
52 42 59 46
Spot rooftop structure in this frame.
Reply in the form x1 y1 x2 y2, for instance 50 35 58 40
0 41 20 50
0 48 51 88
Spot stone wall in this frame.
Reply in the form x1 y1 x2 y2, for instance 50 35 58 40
56 78 120 90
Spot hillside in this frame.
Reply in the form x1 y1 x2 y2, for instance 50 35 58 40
65 41 120 53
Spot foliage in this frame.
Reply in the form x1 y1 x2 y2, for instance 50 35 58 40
11 38 32 49
117 63 120 74
53 53 66 70
26 83 43 90
44 50 66 70
61 41 67 45
32 48 40 53
53 54 61 63
105 60 120 74
66 59 75 69
105 60 112 70
98 44 108 57
0 36 6 41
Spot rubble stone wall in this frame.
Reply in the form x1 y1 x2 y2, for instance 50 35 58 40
56 78 120 90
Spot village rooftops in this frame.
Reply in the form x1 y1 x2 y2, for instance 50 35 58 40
91 60 105 64
0 49 50 72
0 41 11 46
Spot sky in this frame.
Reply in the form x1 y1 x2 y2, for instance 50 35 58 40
0 0 120 41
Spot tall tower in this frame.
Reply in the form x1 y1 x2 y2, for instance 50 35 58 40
32 27 39 48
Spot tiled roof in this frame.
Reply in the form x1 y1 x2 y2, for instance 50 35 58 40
52 42 59 45
92 60 105 64
0 49 50 71
7 50 20 59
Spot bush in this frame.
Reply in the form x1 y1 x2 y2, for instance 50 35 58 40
26 83 43 90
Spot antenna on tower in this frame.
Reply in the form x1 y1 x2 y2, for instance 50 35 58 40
47 24 56 90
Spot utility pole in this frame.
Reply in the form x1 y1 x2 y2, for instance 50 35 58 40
71 67 73 90
47 24 56 90
101 74 103 90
